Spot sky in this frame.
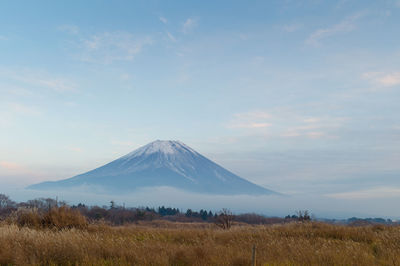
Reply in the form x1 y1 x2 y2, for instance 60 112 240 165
1 0 400 217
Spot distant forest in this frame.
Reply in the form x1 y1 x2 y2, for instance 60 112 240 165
0 194 395 226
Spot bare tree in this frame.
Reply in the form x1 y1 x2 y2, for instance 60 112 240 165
296 210 311 222
0 194 15 209
215 208 234 229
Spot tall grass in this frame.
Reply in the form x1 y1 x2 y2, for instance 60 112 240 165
6 206 88 229
0 221 400 265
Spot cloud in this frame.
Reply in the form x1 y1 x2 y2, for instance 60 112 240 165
166 31 177 42
228 109 348 139
282 117 347 139
282 23 302 32
159 17 168 24
0 161 33 176
79 32 152 64
303 117 320 123
363 71 400 88
228 111 272 129
66 147 83 152
306 131 325 138
0 161 22 171
306 13 364 46
0 67 77 93
182 18 197 34
326 187 400 199
0 35 8 41
58 24 79 35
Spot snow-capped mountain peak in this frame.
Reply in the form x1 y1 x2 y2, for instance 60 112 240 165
28 140 278 195
124 140 198 157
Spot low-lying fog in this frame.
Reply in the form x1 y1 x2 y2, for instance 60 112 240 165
2 184 400 220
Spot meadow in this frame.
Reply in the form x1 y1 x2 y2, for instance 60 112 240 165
1 216 400 265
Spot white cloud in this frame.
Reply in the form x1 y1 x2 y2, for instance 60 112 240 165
0 161 34 176
232 122 272 129
66 147 83 152
1 68 77 92
166 31 177 42
182 18 197 34
326 187 400 199
306 131 325 138
228 109 348 139
282 117 347 139
228 111 272 129
282 23 302 32
379 73 400 86
0 35 8 41
0 161 22 171
159 17 168 24
58 24 79 35
306 13 364 46
79 32 152 64
303 117 320 123
362 71 400 88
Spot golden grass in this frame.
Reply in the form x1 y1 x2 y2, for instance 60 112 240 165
6 206 88 230
0 221 400 265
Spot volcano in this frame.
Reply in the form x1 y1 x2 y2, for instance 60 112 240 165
28 140 277 195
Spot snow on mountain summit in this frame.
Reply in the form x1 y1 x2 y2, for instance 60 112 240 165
124 140 198 158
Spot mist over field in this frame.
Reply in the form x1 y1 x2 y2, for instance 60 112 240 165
0 184 397 219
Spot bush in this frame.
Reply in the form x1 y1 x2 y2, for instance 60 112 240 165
8 208 42 228
8 206 87 229
43 206 88 229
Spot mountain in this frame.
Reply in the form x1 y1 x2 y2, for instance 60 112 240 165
28 140 278 195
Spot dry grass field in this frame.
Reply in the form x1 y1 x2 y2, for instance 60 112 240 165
1 219 400 265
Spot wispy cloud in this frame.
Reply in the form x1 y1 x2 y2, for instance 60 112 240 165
159 16 168 24
0 35 8 41
0 161 22 171
66 146 83 152
306 13 364 46
363 71 400 88
182 18 197 34
282 23 302 32
0 161 33 176
0 68 77 92
79 31 152 64
228 111 272 129
58 24 79 35
166 31 177 42
228 109 348 139
282 116 347 139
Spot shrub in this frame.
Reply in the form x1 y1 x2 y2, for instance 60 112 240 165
7 207 42 228
42 206 88 229
8 206 87 229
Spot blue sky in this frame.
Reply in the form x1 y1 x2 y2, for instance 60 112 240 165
1 0 400 214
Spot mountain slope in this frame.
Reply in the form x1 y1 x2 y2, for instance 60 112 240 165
28 140 278 195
